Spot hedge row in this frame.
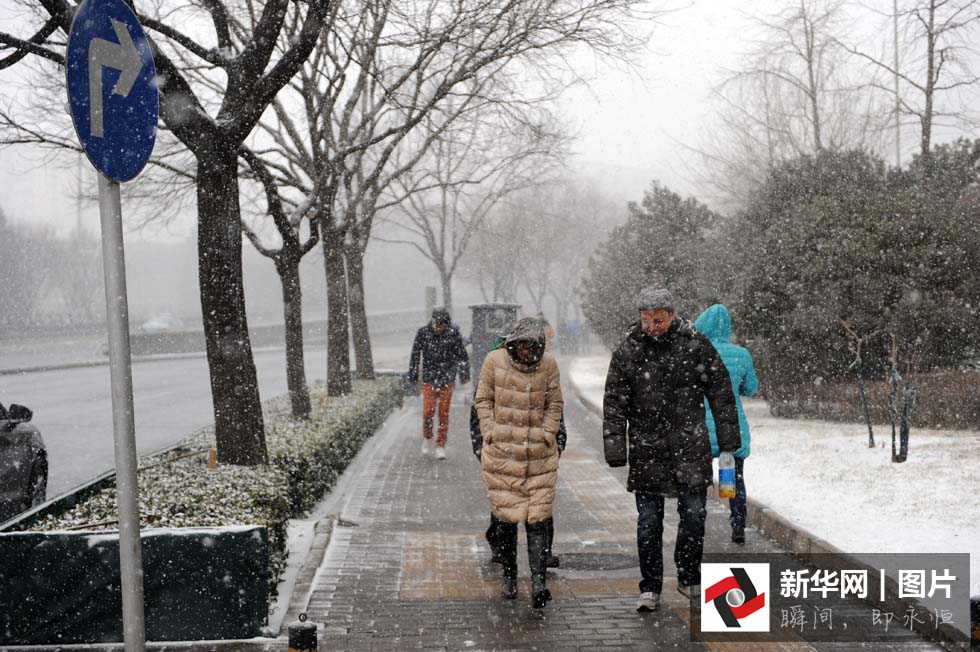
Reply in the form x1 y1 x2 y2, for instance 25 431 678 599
767 370 980 431
24 379 402 597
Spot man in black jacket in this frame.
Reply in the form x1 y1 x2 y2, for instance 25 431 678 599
602 288 740 613
407 308 471 460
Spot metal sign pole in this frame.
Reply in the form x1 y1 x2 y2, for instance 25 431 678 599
97 173 146 652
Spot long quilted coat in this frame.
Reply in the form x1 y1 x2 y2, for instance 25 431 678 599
475 347 564 524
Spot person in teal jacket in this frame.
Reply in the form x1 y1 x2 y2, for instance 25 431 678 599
693 304 759 544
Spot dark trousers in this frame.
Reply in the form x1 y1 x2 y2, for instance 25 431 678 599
729 457 747 530
635 488 707 594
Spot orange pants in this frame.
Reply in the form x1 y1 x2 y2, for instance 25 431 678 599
421 383 454 447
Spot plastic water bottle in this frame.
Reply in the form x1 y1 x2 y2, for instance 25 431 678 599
718 452 736 499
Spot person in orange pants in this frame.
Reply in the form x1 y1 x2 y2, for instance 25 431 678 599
422 382 454 450
407 308 470 460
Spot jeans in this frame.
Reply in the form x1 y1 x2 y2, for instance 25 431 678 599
729 457 747 530
635 488 707 594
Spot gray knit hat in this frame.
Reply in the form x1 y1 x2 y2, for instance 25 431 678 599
637 287 674 312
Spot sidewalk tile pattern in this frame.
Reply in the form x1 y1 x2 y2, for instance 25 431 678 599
302 387 943 652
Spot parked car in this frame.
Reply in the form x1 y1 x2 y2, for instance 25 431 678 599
0 401 47 522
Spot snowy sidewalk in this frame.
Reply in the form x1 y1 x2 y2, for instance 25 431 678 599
293 376 946 651
569 355 980 596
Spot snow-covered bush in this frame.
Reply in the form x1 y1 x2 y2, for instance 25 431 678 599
24 379 401 597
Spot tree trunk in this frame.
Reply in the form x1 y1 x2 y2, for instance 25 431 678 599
346 245 375 380
323 231 352 395
441 271 453 315
277 258 311 419
921 1 936 160
803 8 822 152
197 153 267 465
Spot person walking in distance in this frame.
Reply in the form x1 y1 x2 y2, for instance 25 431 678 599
602 288 740 612
407 308 471 460
694 304 759 544
475 318 563 608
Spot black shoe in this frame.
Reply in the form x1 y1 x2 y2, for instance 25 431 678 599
546 555 560 568
531 588 551 608
732 527 745 544
502 576 518 599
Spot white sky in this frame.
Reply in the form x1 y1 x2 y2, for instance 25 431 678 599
0 0 774 239
559 0 744 179
0 0 951 239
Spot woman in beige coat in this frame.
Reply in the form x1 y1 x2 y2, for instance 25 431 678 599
475 318 564 608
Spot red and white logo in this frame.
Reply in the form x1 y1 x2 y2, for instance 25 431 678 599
701 563 770 632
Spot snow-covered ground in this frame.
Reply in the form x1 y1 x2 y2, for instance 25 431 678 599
570 356 980 595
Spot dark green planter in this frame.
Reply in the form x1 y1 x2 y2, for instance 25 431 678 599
0 526 268 644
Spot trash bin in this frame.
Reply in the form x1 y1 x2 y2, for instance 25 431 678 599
469 303 521 382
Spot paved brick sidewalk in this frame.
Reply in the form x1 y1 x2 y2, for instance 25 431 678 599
302 380 943 652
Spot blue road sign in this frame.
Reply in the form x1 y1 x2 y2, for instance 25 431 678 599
66 0 158 182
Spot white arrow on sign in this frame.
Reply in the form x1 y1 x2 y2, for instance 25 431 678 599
88 18 143 138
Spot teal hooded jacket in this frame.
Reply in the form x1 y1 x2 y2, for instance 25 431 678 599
693 304 759 458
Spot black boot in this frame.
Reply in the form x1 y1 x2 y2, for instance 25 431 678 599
545 516 560 568
731 527 745 545
498 520 519 599
501 575 518 599
527 522 552 608
487 515 504 563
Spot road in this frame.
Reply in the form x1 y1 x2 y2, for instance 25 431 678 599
0 335 411 498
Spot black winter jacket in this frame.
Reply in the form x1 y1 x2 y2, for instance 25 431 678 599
407 323 471 387
602 319 740 494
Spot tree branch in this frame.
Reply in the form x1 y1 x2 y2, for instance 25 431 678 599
137 15 229 66
0 20 63 70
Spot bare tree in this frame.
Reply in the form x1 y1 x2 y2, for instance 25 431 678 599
239 149 320 419
377 104 568 316
543 178 617 323
248 0 652 391
841 0 980 162
461 220 523 304
460 177 615 319
1 0 334 465
686 0 890 210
